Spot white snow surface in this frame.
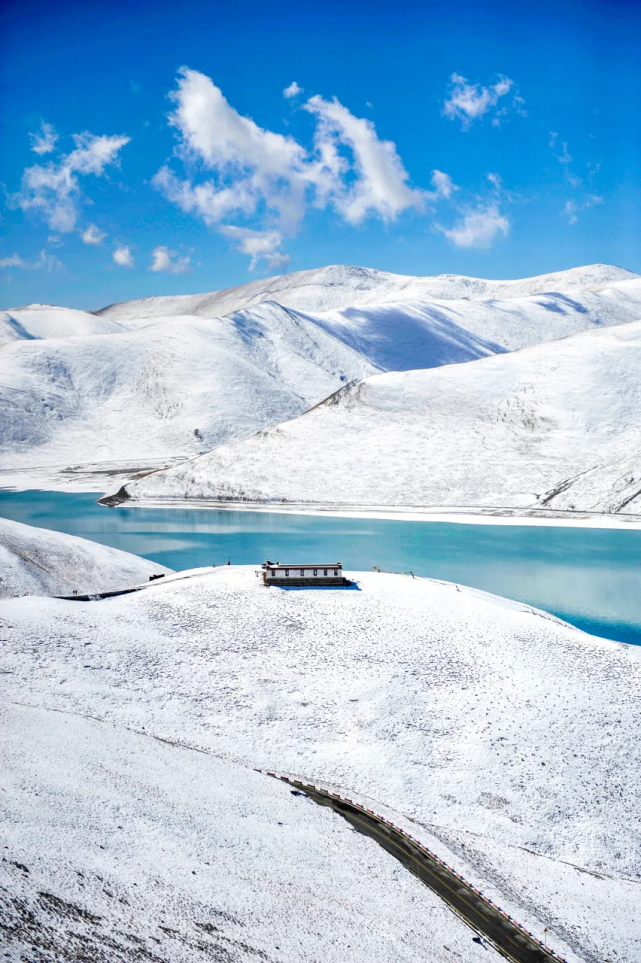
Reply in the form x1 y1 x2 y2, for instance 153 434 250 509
121 319 641 515
95 262 639 320
1 566 639 962
0 304 124 345
0 516 171 598
1 700 487 963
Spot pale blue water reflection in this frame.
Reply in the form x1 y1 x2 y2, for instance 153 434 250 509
1 489 640 646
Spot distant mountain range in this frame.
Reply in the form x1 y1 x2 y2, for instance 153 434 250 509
2 262 640 514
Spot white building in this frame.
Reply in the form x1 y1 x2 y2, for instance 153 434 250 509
261 561 345 586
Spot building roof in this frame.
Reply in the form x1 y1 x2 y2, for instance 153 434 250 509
263 562 341 568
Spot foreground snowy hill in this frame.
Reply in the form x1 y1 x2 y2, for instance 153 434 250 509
0 310 376 469
0 517 171 597
2 701 482 962
118 319 641 516
95 262 639 320
1 566 638 961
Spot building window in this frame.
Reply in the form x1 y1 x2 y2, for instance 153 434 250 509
334 569 338 576
313 569 317 576
270 570 275 576
285 569 289 576
324 569 328 576
300 569 304 576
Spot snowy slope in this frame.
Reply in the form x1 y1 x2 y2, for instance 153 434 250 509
118 319 641 515
1 701 485 963
1 566 639 962
95 262 639 321
0 310 376 469
0 516 171 598
0 304 124 345
307 278 641 366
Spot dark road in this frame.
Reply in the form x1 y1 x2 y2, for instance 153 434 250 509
267 774 568 963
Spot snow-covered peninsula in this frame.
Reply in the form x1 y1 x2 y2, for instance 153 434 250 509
1 566 638 961
0 517 171 598
113 318 641 517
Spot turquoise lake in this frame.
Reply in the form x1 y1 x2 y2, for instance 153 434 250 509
1 489 640 646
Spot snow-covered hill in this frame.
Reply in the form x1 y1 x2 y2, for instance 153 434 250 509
0 309 376 469
0 303 124 345
3 263 641 484
2 566 638 961
2 700 482 963
0 517 171 597
95 262 639 320
117 319 641 516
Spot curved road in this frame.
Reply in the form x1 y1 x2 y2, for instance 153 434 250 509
264 773 568 963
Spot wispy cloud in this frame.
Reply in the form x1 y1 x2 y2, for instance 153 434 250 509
443 73 523 130
562 195 603 225
438 203 509 249
149 245 191 273
219 226 290 270
11 131 130 233
29 121 58 155
81 224 107 245
283 81 303 99
113 245 134 268
304 94 427 224
0 249 61 270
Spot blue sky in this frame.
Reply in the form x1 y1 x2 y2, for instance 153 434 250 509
1 0 639 309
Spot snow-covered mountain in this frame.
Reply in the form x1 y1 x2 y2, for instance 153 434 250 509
95 261 639 320
2 566 638 961
0 517 171 597
0 309 376 469
116 319 641 516
2 262 640 481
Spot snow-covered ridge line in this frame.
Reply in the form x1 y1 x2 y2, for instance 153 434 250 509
92 262 639 320
261 770 569 962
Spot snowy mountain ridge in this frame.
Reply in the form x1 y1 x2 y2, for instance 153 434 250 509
93 261 639 321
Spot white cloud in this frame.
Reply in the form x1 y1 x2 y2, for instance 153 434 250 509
443 73 519 130
81 224 107 246
429 169 456 199
0 249 61 270
437 203 510 249
304 94 426 224
149 245 191 273
113 245 134 268
12 131 130 232
562 195 603 225
219 226 290 270
30 121 58 155
549 131 558 148
283 81 303 99
155 69 434 268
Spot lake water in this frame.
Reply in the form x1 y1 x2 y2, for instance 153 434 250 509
1 489 640 646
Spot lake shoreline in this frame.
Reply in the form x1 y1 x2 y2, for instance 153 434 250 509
99 494 641 531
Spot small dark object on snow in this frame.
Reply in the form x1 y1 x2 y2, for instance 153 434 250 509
149 573 165 581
